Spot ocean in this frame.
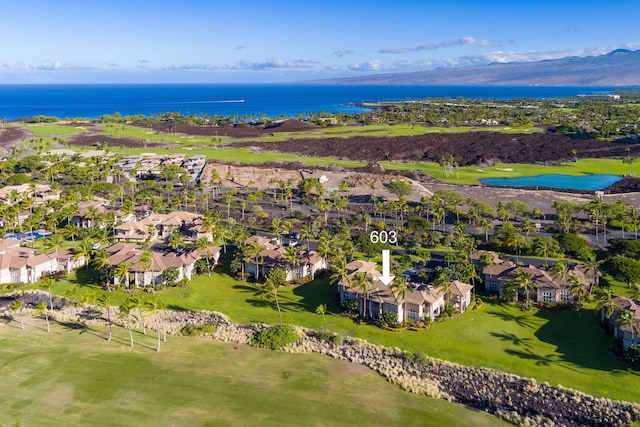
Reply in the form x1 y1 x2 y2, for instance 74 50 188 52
0 84 625 120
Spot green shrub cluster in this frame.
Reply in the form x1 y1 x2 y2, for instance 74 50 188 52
401 351 430 366
602 256 640 283
379 310 399 327
180 323 217 336
624 345 640 370
251 325 299 350
0 282 25 291
314 331 341 345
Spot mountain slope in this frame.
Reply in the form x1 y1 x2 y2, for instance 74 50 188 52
312 49 640 86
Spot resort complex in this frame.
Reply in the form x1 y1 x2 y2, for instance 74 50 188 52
2 91 640 426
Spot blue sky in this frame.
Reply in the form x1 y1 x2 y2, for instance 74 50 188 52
1 0 638 83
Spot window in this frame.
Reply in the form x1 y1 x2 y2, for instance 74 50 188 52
11 269 20 283
560 290 571 301
542 291 553 303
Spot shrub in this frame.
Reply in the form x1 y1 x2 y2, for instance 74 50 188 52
624 344 640 370
413 352 430 366
180 323 217 336
602 256 640 283
161 267 180 287
314 331 341 344
402 352 416 363
201 324 217 334
341 299 359 313
180 325 202 336
251 324 299 350
439 302 457 319
379 310 399 327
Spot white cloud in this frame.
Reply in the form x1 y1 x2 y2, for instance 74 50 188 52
231 58 316 70
380 37 499 54
333 49 355 58
451 47 613 67
0 60 68 71
347 59 436 72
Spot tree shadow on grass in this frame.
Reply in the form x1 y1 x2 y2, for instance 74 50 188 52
232 283 258 294
504 348 581 373
532 308 634 372
166 304 188 312
58 321 107 340
1 316 23 330
490 331 535 349
292 278 339 314
485 309 541 329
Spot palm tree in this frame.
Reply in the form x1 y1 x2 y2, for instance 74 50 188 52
75 238 94 270
513 269 535 311
64 286 79 318
318 200 332 224
194 237 214 277
479 217 493 244
146 299 163 351
552 261 568 284
300 224 313 252
618 309 639 343
139 249 154 287
330 255 350 287
129 294 146 335
61 224 80 242
316 237 330 267
595 288 616 323
43 234 65 271
391 277 412 325
284 246 302 276
352 272 371 319
98 293 113 341
246 241 263 282
11 298 24 330
569 274 590 316
504 231 527 263
434 270 453 304
257 272 285 325
34 301 50 332
114 261 133 289
40 277 54 310
521 218 537 237
119 299 135 347
315 303 328 331
156 298 167 342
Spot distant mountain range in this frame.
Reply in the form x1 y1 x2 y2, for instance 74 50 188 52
311 49 640 86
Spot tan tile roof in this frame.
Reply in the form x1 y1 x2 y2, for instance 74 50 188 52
449 280 474 297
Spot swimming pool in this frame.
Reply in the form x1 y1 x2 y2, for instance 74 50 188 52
4 231 52 241
480 174 622 191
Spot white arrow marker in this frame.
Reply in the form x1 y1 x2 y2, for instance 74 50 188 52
378 249 395 286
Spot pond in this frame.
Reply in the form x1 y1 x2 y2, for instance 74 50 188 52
479 174 622 191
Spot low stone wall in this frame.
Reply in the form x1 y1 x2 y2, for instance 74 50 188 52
2 291 639 427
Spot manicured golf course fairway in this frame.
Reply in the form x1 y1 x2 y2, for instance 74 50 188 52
0 321 507 427
15 271 640 404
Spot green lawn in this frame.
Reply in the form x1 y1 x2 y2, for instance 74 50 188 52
101 123 222 146
0 322 507 427
385 158 632 185
21 123 88 138
257 123 543 142
19 269 640 403
119 146 367 169
99 123 543 145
